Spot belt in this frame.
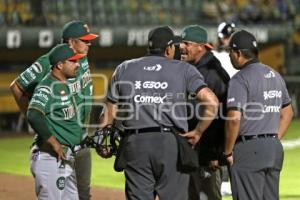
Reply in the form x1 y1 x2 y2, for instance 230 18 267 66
236 134 277 143
126 126 172 135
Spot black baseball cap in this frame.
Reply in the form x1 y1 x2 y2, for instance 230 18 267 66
148 26 179 50
227 30 258 50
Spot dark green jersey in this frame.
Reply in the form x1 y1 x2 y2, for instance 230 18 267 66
16 54 51 94
16 53 93 130
28 74 83 146
68 57 93 127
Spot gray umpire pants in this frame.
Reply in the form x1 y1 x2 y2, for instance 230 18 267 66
124 132 189 200
30 147 79 200
230 136 283 200
75 148 91 200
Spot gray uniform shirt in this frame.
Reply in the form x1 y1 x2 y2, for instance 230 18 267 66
107 55 207 132
227 60 291 136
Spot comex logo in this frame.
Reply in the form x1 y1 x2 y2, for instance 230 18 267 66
135 81 168 89
264 71 275 78
134 95 167 104
143 64 162 71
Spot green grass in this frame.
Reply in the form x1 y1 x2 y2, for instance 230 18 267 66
0 120 299 199
0 136 125 188
281 118 300 140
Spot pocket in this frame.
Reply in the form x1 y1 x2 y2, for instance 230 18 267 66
175 134 199 173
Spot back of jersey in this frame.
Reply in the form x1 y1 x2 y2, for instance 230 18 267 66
227 63 291 135
107 55 206 132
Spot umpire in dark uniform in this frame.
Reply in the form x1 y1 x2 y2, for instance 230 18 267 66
180 25 230 200
224 30 294 200
99 26 219 200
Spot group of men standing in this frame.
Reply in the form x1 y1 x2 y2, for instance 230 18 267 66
10 20 293 200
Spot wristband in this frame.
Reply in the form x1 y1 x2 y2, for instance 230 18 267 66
224 152 233 158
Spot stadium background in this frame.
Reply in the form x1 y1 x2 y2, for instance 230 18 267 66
0 0 299 199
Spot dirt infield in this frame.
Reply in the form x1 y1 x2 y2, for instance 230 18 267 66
0 173 125 200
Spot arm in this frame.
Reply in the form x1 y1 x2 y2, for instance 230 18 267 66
278 104 293 139
27 109 65 160
99 101 118 128
182 87 219 145
224 110 242 165
9 80 30 114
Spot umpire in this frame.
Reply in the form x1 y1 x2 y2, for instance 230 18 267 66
180 25 230 200
100 26 219 200
224 30 294 200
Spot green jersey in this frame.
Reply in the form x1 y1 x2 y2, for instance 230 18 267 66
16 53 93 132
68 57 93 127
28 74 83 146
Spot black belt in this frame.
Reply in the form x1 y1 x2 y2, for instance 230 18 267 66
126 127 172 135
236 134 277 143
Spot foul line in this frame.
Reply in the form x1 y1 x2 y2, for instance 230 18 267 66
282 138 300 150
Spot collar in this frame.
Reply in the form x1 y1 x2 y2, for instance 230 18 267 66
241 58 259 68
194 51 213 67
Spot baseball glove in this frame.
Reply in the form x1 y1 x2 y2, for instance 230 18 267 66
91 124 123 158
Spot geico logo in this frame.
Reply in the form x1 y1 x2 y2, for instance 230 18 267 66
142 81 168 89
134 95 167 103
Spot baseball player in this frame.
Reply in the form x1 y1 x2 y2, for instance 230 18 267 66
27 44 85 200
180 25 230 200
212 22 239 78
224 30 294 200
9 20 98 200
99 26 219 200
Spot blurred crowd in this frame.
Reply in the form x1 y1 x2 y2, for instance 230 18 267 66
0 0 299 27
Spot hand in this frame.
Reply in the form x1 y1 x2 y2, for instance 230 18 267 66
180 130 201 146
46 136 65 161
226 155 233 166
209 160 220 171
52 142 66 161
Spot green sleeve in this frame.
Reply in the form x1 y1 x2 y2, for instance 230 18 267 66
27 109 52 140
15 54 51 94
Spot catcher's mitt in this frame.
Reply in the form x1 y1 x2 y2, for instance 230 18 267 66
91 124 123 158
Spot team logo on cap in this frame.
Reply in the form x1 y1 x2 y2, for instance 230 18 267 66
252 41 257 47
148 41 153 47
84 24 90 33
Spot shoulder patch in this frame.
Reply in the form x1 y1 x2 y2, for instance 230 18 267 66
31 62 43 74
37 86 52 94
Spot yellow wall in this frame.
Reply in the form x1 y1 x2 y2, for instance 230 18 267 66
259 43 285 72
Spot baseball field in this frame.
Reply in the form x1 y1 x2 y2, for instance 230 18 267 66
0 120 299 200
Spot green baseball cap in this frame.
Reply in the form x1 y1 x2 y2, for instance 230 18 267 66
62 20 99 41
181 25 213 49
49 44 86 66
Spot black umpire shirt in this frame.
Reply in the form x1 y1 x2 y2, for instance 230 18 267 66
188 51 230 165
